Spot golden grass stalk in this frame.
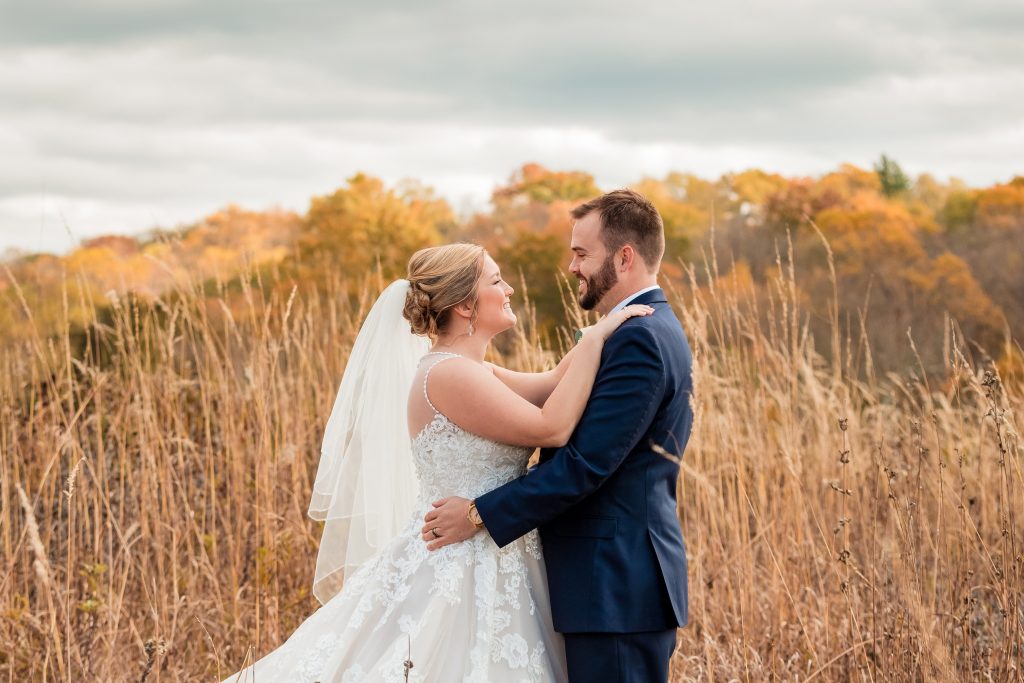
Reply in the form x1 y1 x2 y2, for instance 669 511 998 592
0 252 1020 682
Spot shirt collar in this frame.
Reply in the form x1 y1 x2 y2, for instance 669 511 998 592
609 285 661 314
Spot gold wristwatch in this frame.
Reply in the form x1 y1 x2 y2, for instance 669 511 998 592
467 501 485 530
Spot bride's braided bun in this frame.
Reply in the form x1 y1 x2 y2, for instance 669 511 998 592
403 243 486 337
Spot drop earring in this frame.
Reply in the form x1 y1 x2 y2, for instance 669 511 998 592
467 321 475 337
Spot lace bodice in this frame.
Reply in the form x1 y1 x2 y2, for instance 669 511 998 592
412 353 534 505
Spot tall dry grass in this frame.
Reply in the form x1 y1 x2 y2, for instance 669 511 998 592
1 251 1021 682
670 245 1022 681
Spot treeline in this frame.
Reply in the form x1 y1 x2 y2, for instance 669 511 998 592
2 161 1022 376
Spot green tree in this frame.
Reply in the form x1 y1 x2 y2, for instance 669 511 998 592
874 154 910 197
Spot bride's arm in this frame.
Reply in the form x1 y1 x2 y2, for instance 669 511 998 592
484 344 580 407
427 306 652 448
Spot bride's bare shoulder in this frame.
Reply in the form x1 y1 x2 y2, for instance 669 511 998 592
427 356 493 383
426 357 508 405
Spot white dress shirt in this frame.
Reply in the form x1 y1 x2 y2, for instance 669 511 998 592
575 285 662 344
609 285 660 314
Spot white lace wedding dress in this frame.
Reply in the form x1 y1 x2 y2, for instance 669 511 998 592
223 353 567 683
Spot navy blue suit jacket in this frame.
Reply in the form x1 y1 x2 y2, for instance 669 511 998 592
475 288 692 634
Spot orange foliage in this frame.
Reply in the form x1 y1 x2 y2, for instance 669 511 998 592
2 163 1020 375
493 163 600 206
973 177 1024 231
813 193 926 276
818 163 882 199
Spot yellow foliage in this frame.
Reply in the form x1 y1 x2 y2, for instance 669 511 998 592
728 169 788 206
813 194 926 276
2 163 1020 373
818 163 882 199
631 175 714 267
301 174 449 283
974 179 1024 231
493 163 600 206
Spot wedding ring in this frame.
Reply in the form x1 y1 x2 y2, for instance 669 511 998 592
431 528 441 538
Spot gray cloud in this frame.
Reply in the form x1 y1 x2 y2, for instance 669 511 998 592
2 0 1022 254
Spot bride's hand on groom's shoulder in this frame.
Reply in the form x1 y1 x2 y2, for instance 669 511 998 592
587 304 654 342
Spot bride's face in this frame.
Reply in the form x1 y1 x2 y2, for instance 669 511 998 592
472 254 516 334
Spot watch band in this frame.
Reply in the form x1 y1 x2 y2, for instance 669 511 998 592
467 501 485 530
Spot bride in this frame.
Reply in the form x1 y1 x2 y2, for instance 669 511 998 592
223 243 652 682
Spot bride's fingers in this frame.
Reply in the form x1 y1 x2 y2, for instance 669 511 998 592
606 305 653 326
424 509 440 523
620 308 652 323
622 304 654 318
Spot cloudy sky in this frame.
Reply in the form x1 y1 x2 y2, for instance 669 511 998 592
3 0 1023 255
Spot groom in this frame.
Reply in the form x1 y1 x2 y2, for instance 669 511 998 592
424 189 692 682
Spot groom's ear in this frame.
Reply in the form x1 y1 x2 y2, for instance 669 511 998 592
617 244 638 272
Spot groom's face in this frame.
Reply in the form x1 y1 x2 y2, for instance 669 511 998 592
569 212 619 311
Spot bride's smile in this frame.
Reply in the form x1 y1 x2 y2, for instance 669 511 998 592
473 254 517 332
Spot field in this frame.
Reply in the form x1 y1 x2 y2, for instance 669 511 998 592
2 251 1022 682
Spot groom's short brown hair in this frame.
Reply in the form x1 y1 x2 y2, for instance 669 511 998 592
571 189 664 272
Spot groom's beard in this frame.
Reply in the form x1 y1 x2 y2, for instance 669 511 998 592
578 255 618 311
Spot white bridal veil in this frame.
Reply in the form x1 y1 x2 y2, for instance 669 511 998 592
308 279 430 604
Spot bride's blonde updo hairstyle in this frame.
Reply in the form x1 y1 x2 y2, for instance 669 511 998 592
403 243 486 338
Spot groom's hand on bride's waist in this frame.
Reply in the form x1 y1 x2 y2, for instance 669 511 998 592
421 496 480 551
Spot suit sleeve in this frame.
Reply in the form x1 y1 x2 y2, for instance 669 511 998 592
475 323 665 548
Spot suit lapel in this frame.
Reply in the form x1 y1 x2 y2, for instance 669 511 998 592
538 287 669 465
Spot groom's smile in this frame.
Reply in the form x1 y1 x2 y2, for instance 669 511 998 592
569 210 625 313
577 258 618 311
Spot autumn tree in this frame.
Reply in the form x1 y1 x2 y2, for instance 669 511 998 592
938 187 977 232
631 174 716 278
728 169 789 215
462 164 602 335
805 192 1003 368
911 173 951 215
492 162 601 206
935 177 1024 342
299 174 451 286
3 163 1019 377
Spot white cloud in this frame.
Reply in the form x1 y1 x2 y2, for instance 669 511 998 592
2 0 1022 254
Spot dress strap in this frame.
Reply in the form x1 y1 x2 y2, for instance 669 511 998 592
421 352 462 414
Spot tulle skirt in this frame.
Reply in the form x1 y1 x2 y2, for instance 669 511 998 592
222 510 567 682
